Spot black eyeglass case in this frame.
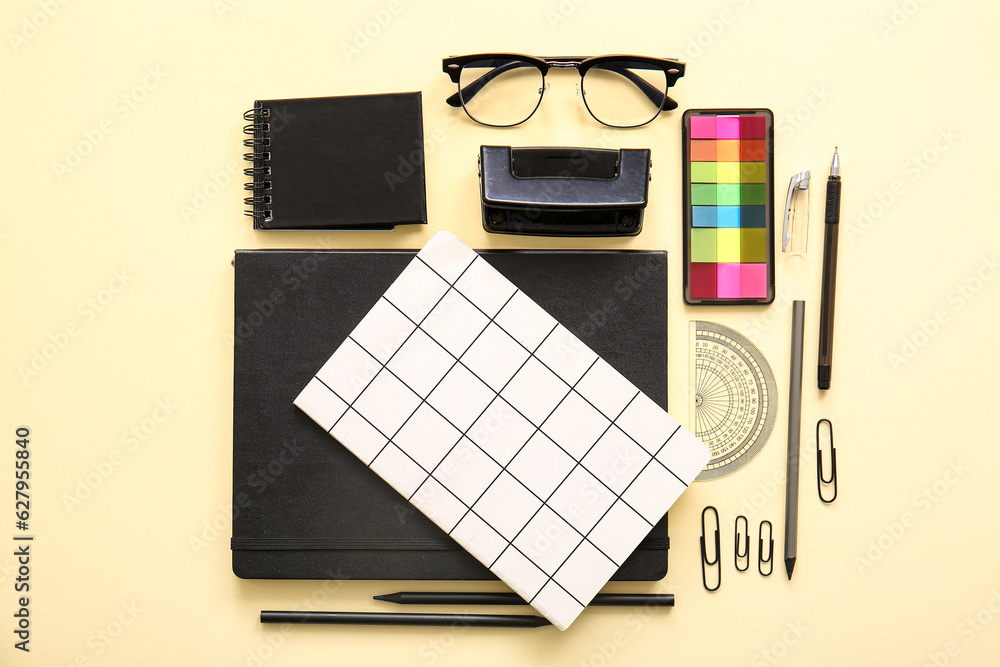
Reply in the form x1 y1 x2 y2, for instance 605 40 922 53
478 145 651 237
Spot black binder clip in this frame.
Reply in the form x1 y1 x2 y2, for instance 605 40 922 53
700 506 721 592
479 145 651 237
817 418 838 504
735 515 749 572
758 520 774 577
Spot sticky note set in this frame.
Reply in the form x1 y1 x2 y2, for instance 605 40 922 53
294 231 709 630
683 109 775 305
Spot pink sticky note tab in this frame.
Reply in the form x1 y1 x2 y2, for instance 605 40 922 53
716 117 741 139
717 264 742 298
741 116 767 139
689 116 717 138
741 263 768 298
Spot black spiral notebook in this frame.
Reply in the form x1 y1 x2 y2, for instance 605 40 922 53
232 248 669 580
242 92 427 231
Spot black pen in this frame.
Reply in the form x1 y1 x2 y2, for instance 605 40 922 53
818 148 841 390
374 592 675 607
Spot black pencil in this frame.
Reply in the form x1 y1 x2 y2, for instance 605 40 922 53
260 610 551 628
374 592 675 607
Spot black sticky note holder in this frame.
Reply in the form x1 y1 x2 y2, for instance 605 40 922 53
479 145 651 237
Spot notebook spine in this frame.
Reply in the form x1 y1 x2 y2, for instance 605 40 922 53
242 102 272 226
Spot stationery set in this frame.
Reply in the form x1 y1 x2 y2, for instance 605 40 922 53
232 52 843 630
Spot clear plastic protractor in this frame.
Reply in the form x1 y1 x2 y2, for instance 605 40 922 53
690 321 778 481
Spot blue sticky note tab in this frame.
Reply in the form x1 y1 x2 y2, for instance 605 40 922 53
741 206 766 228
692 206 717 227
716 206 740 228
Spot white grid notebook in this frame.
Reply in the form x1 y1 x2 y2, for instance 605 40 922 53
294 231 709 630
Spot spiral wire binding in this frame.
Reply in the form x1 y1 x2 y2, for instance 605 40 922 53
243 102 272 226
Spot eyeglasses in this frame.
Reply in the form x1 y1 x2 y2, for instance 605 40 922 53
442 54 685 128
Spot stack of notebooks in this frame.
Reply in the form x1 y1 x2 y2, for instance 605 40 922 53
233 232 708 630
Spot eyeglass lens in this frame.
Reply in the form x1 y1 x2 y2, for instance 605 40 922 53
581 61 668 127
458 58 545 127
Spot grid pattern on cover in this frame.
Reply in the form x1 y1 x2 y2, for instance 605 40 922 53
294 231 709 630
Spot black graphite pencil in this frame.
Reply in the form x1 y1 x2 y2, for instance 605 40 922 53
784 300 805 580
375 592 675 607
260 611 551 628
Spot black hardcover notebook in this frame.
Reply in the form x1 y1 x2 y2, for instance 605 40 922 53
232 249 669 580
243 92 427 231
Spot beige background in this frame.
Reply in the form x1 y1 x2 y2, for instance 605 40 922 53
2 0 998 664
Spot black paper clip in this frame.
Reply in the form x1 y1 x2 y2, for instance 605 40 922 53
700 506 721 592
758 520 773 577
817 418 838 504
735 515 749 572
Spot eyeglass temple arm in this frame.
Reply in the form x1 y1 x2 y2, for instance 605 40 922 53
606 65 676 111
599 66 677 111
446 63 676 111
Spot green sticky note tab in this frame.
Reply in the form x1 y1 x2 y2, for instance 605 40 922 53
691 184 717 206
717 184 740 206
690 162 718 183
691 229 717 262
740 184 766 205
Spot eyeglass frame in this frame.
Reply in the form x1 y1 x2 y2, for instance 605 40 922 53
442 53 686 128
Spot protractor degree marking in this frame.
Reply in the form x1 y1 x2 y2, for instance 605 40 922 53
692 321 778 482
